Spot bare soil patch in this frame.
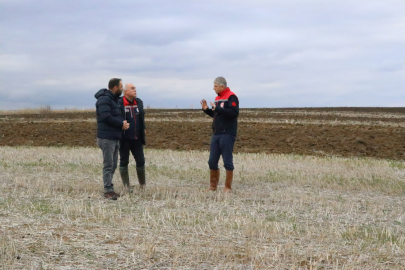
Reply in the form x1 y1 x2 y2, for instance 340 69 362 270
1 108 404 159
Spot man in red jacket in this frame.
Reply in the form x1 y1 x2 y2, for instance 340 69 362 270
118 83 147 193
201 77 239 192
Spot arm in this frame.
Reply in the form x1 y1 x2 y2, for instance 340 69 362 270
214 95 239 118
97 97 124 128
137 98 146 130
119 97 125 120
203 108 214 117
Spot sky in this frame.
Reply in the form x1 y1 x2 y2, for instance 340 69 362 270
1 0 404 110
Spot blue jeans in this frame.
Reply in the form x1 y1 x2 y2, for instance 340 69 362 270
97 138 120 192
208 134 236 171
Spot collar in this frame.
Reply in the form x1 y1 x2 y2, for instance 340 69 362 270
218 87 231 97
124 96 135 104
107 89 120 100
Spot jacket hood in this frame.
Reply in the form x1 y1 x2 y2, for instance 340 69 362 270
94 88 121 100
95 88 108 99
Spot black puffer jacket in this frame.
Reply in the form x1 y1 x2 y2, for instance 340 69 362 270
95 88 124 140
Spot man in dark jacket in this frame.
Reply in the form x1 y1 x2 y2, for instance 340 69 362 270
201 76 239 192
119 83 146 192
95 78 129 200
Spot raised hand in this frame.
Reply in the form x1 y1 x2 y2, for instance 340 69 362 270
209 101 216 110
200 99 208 110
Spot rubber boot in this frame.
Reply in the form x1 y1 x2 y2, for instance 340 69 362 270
136 166 146 188
207 169 220 191
119 166 130 188
224 170 233 193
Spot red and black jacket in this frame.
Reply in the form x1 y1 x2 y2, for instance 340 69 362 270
119 96 146 145
203 87 239 136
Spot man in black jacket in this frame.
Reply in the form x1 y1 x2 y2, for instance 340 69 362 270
201 76 239 192
95 78 129 200
118 83 146 192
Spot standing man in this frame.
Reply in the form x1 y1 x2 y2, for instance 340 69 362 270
119 83 146 192
95 78 129 200
200 77 239 192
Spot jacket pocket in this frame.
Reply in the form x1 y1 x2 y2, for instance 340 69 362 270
215 116 225 132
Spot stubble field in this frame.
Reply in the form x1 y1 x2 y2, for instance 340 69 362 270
0 107 405 269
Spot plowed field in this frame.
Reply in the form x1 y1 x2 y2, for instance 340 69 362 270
1 107 404 159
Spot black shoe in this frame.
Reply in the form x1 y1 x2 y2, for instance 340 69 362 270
104 191 118 200
111 191 121 197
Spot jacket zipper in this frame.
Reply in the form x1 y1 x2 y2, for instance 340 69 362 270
133 105 137 140
123 103 126 137
213 105 216 133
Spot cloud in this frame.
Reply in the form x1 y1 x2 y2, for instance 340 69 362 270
1 0 404 110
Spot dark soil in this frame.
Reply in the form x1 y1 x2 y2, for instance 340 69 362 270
1 108 404 160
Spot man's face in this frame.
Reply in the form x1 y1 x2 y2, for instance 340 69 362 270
213 83 225 95
125 84 137 99
115 81 123 96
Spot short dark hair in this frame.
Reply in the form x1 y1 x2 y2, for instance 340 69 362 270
108 78 121 90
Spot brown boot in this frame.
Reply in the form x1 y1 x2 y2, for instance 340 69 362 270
207 169 220 191
224 170 233 193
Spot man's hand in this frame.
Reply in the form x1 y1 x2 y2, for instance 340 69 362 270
209 101 216 110
200 99 208 110
122 120 130 130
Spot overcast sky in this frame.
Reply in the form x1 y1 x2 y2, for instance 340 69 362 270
1 0 404 110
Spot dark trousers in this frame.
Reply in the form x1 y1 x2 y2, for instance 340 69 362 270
119 139 145 168
208 134 236 171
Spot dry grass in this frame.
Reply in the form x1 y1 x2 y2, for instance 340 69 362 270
2 117 405 128
241 110 405 119
1 146 405 269
146 109 405 120
144 117 405 127
0 108 94 115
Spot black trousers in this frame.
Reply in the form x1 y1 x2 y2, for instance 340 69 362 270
119 139 145 168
